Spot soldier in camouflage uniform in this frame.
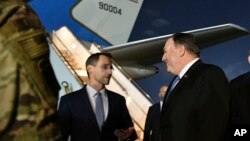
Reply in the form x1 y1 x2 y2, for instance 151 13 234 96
0 0 62 140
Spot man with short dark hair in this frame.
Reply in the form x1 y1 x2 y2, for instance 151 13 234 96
58 53 137 141
161 33 231 141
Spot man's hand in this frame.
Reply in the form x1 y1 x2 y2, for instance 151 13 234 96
114 127 135 140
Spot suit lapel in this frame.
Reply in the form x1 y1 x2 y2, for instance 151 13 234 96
79 86 100 128
163 60 202 109
103 90 113 126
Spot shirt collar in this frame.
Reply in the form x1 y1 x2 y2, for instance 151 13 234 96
86 85 106 97
178 58 199 78
160 101 163 111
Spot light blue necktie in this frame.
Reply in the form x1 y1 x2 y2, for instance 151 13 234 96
95 92 104 129
166 76 180 99
170 76 180 91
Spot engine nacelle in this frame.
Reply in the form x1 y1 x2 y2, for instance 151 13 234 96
121 65 159 80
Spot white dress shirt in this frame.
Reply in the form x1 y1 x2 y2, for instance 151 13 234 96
86 85 109 120
178 58 199 79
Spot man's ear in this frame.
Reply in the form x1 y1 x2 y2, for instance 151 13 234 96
86 65 93 75
178 45 185 57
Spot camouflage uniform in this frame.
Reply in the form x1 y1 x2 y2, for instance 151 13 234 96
0 0 62 140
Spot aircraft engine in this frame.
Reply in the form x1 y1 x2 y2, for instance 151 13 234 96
121 65 159 80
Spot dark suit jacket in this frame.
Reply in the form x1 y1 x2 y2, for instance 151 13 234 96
144 103 161 141
161 60 231 141
230 71 250 124
58 86 137 141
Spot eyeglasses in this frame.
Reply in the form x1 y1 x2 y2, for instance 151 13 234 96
94 64 114 71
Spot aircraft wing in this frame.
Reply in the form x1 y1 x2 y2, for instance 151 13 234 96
102 23 249 79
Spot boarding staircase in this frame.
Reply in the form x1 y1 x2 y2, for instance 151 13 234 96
48 26 154 140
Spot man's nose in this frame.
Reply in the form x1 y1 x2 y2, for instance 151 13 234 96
162 54 166 61
107 68 113 74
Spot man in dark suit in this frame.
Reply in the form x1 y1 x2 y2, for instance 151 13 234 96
58 53 137 141
230 50 250 125
160 33 231 141
144 85 168 141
